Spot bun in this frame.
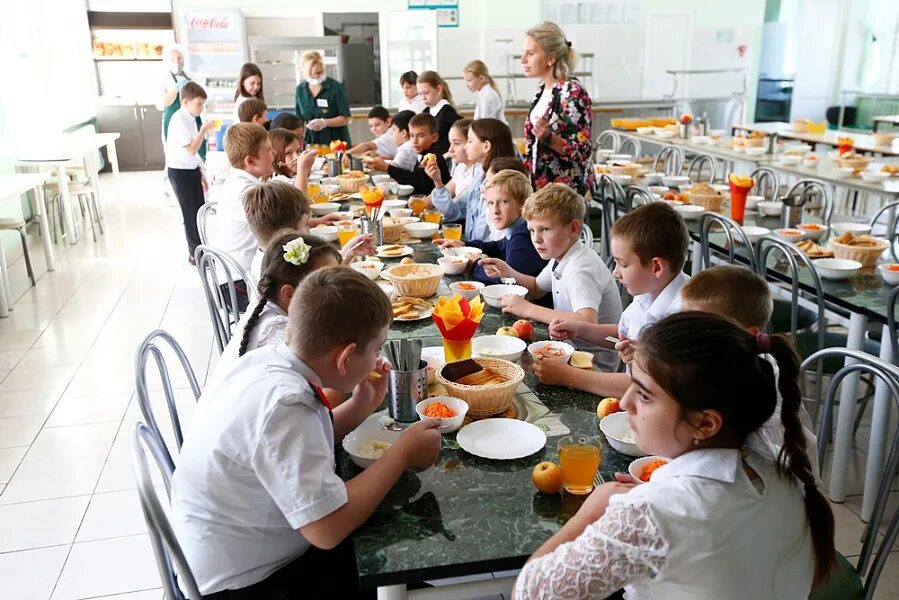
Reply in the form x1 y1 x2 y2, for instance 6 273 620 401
570 351 594 370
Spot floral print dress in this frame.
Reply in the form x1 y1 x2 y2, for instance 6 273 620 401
524 78 594 196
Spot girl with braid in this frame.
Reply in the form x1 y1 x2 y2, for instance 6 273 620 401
514 312 834 600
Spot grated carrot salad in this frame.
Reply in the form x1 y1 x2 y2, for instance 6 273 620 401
640 459 668 482
423 402 456 418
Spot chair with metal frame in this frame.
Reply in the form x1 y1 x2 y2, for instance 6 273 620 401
194 244 255 353
869 200 899 262
131 423 202 600
594 174 629 264
625 186 656 208
595 130 620 154
687 153 719 183
134 329 202 469
698 212 758 271
618 137 641 159
196 201 218 246
802 348 899 600
652 145 685 176
750 166 780 201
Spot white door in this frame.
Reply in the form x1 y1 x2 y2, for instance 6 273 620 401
378 10 438 108
642 14 690 99
790 0 840 121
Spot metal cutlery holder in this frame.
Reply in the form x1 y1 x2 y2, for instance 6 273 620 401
361 217 384 246
387 360 428 423
328 157 343 176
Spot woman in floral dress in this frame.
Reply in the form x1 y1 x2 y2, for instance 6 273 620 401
521 22 593 196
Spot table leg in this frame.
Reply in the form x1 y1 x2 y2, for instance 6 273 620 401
31 184 55 271
828 311 866 502
690 240 702 276
57 164 78 245
0 241 10 317
861 323 894 521
106 141 121 201
377 585 407 600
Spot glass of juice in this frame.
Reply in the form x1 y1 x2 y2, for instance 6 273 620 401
410 194 428 216
422 209 442 225
307 183 322 203
558 436 602 495
337 222 357 248
443 223 462 240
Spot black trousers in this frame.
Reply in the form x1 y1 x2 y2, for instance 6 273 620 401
167 167 205 256
203 538 374 600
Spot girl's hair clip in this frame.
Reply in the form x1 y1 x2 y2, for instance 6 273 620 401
282 236 310 265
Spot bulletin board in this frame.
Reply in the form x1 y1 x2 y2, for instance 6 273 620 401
408 0 459 28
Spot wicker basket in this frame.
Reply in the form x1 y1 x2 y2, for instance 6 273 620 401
686 192 724 212
873 133 897 146
610 163 643 178
381 218 407 243
838 156 872 174
829 239 889 268
436 358 525 417
336 173 368 193
385 263 443 298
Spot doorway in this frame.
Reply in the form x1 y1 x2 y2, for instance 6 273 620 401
323 12 380 106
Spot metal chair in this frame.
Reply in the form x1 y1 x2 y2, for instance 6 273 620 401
698 212 759 271
781 180 834 226
625 186 656 208
801 348 899 600
595 130 620 152
131 423 202 600
196 201 218 246
687 153 719 183
750 166 780 202
194 245 254 353
594 175 628 264
652 145 685 176
579 223 594 249
869 200 899 262
134 330 201 469
618 137 641 159
0 218 36 291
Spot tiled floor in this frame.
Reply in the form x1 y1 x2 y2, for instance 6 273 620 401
0 170 895 599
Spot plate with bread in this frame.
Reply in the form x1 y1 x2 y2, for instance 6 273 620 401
376 244 414 258
391 296 433 321
796 240 834 258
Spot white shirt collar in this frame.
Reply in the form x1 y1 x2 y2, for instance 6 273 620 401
635 271 690 319
273 343 322 389
550 240 584 277
229 168 261 184
651 448 741 485
265 300 287 317
431 99 449 114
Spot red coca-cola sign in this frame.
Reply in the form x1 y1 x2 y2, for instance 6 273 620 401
189 16 231 30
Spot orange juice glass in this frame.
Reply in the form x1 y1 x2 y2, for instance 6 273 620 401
443 223 462 240
307 183 322 203
338 223 357 247
558 436 602 495
423 209 442 225
410 195 428 216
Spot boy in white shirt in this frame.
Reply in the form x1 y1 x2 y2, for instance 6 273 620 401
481 183 622 371
348 106 397 158
171 267 442 598
378 110 417 171
542 202 691 395
165 81 216 262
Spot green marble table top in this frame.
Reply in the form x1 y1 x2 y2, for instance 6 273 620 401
340 238 632 589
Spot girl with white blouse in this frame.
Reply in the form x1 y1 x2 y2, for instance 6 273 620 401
464 60 507 124
514 312 835 600
445 119 476 198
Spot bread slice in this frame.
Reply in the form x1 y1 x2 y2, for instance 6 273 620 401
570 351 594 370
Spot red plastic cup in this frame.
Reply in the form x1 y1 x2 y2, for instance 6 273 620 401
728 183 752 225
837 142 854 155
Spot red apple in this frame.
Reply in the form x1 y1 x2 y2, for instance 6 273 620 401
512 319 534 340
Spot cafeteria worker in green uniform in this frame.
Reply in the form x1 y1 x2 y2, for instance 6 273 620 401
160 44 206 161
295 50 352 146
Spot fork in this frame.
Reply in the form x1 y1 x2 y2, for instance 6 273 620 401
593 471 606 488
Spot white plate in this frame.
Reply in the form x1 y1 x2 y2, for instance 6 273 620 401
393 308 433 322
377 282 394 296
376 245 414 258
421 346 446 364
456 419 547 460
350 192 363 200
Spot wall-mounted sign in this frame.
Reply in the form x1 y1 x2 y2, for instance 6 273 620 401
180 9 247 74
408 0 459 28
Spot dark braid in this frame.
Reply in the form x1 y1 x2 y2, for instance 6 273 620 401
768 335 836 587
239 277 273 357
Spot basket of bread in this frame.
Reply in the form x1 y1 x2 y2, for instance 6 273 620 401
684 182 725 212
610 163 644 178
837 153 872 175
381 217 407 243
336 170 369 192
385 263 444 298
744 131 766 147
436 357 525 416
829 232 889 267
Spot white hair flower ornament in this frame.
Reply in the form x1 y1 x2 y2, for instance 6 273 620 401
283 237 310 265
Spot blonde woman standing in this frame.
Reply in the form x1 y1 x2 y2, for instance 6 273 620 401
521 22 593 195
464 60 507 124
294 51 352 145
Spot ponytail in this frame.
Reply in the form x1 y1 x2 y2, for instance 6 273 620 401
768 336 836 587
239 279 272 357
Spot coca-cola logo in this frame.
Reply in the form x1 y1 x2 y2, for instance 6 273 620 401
189 16 231 30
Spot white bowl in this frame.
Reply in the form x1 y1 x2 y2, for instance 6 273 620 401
397 184 415 196
310 202 341 216
320 184 340 196
628 455 670 483
449 280 484 301
745 147 767 157
673 204 704 220
877 264 899 286
527 340 575 362
310 225 338 242
636 126 655 135
710 128 726 136
454 246 484 261
644 172 665 185
861 171 890 183
342 418 403 468
472 335 527 362
830 222 872 236
710 184 730 195
611 174 632 184
740 226 770 243
692 135 710 144
383 199 408 210
774 228 805 244
707 137 721 146
797 223 828 241
480 283 527 308
779 155 802 166
350 260 384 280
598 412 645 457
333 211 355 220
437 255 467 275
609 154 632 162
648 185 669 195
662 175 690 188
662 199 683 207
815 258 862 280
404 221 439 239
829 167 855 180
415 397 469 433
802 156 820 168
656 130 676 139
757 201 783 217
372 174 392 184
745 195 764 211
389 208 413 218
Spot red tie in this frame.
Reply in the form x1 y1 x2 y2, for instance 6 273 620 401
310 383 332 410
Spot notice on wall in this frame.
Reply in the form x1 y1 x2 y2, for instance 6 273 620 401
408 0 459 28
542 0 641 24
180 9 247 74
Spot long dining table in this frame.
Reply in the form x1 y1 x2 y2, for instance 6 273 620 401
333 230 632 600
